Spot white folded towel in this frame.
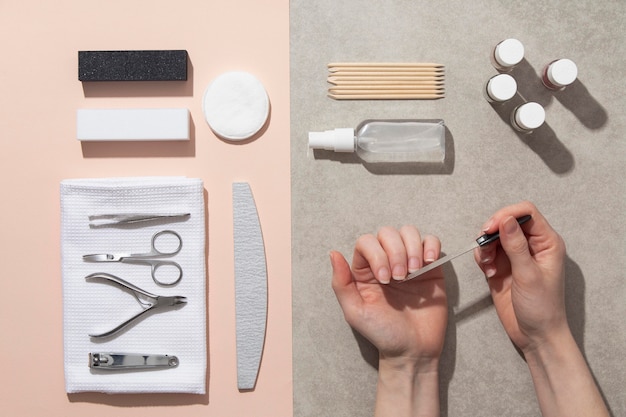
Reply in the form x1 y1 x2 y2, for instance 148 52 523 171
60 177 206 394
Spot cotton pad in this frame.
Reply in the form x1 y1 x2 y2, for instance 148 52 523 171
202 71 270 141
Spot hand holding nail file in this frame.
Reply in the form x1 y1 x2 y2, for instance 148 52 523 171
402 215 531 282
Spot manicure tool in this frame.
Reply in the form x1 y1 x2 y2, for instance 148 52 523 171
88 213 190 228
402 215 532 282
233 182 267 390
89 353 179 370
85 272 187 338
327 62 445 100
83 230 183 286
78 50 188 81
77 109 191 141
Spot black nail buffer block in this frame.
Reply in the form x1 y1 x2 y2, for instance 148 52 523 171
78 50 188 81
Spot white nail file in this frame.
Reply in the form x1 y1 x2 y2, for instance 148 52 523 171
233 182 267 390
76 108 190 141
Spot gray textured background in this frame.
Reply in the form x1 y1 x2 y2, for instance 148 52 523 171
291 1 625 416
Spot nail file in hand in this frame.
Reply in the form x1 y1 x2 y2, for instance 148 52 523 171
402 215 531 282
233 182 267 390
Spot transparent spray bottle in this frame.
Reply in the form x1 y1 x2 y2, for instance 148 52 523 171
308 120 446 163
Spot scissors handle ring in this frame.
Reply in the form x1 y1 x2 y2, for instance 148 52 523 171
151 230 183 256
152 260 183 286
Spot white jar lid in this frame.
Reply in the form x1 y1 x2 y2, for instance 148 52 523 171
547 59 578 87
487 74 517 101
202 71 270 141
515 102 545 130
495 38 524 67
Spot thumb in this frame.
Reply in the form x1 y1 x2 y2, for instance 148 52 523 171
330 251 363 318
499 216 535 278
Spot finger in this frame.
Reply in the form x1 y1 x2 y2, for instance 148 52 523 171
477 200 537 277
475 242 498 279
474 244 510 280
498 216 536 278
353 233 391 284
399 225 423 272
474 253 498 279
422 234 441 264
480 200 537 234
476 229 497 265
330 251 363 324
378 226 408 281
418 234 444 280
481 200 557 240
485 249 513 299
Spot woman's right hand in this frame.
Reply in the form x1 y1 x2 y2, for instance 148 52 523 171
474 201 569 354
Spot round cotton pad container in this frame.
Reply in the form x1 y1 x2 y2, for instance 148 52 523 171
202 71 270 141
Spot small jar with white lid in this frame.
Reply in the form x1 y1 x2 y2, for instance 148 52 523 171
542 59 578 90
511 102 545 133
492 39 525 72
485 74 517 103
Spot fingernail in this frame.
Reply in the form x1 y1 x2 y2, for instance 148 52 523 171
503 216 519 235
378 267 391 284
408 256 421 272
392 264 407 281
485 265 497 278
481 256 493 264
424 250 436 263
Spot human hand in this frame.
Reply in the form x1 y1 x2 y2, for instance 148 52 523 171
330 225 447 369
474 201 568 354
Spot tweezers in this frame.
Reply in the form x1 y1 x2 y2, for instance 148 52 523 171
88 213 190 228
85 272 187 338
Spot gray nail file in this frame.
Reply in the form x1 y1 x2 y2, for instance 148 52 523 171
78 50 188 81
233 182 267 390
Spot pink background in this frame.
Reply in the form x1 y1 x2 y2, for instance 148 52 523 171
0 0 292 415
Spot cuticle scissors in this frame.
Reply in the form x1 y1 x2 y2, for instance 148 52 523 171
83 230 183 286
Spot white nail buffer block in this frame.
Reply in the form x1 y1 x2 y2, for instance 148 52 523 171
76 108 190 141
233 182 267 390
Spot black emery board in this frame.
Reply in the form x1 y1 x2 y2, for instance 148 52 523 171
78 50 188 81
